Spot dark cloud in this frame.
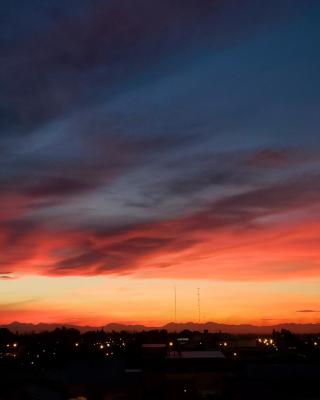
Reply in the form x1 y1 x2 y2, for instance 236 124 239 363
36 172 320 276
0 299 37 307
244 149 312 168
52 250 106 273
1 0 314 134
211 175 320 216
135 147 319 209
0 220 38 246
0 129 193 218
0 275 15 280
26 177 95 198
163 173 320 241
297 310 320 313
48 235 197 275
245 149 295 168
1 0 218 133
164 169 244 197
0 146 319 278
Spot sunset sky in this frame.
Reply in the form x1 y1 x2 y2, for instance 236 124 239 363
1 0 320 326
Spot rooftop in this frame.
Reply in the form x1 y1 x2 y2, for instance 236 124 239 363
167 351 226 359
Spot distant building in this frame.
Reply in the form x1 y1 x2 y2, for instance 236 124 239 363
165 350 227 399
141 343 167 359
134 346 228 399
167 351 225 359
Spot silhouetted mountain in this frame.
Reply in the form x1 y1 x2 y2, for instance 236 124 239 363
2 321 320 334
163 322 320 334
2 321 100 334
104 323 150 332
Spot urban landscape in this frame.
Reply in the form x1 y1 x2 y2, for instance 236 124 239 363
1 326 320 399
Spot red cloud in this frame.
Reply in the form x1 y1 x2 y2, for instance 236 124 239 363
1 173 320 281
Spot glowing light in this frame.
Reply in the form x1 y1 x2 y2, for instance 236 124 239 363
69 397 87 400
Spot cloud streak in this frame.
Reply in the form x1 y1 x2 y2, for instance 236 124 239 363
297 310 320 313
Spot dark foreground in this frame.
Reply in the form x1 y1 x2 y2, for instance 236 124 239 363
1 328 320 399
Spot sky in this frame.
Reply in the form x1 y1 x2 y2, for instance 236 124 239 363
1 0 320 327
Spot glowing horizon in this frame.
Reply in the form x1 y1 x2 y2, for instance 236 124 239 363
1 275 320 327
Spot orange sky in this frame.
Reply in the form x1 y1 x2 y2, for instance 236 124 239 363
1 275 320 327
1 215 320 326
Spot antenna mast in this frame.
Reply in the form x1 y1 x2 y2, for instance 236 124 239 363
197 288 201 323
174 284 177 323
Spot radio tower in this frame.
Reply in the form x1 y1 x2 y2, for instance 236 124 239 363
174 284 177 323
197 288 201 323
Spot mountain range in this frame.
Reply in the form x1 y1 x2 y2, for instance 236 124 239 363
1 321 320 334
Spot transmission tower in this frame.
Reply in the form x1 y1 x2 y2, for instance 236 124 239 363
197 288 201 323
